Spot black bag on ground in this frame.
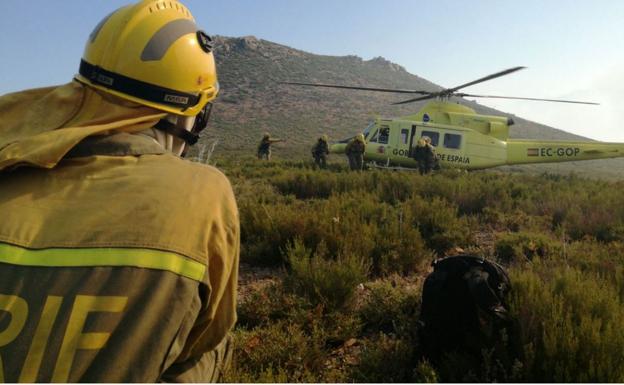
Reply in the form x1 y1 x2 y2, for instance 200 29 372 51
417 255 521 372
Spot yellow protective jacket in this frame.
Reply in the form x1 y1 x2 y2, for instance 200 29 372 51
0 82 239 382
345 138 365 156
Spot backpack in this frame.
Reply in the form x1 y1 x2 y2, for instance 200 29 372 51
418 255 521 375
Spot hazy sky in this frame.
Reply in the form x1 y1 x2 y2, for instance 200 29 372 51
2 1 623 141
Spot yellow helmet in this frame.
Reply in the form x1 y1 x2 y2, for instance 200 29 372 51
321 134 328 141
356 133 365 142
75 0 218 116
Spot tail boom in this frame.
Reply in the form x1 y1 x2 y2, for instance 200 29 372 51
506 140 624 165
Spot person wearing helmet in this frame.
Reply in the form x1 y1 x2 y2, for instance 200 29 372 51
311 134 330 169
257 132 284 160
345 133 366 171
412 137 429 175
413 136 437 175
422 136 439 173
0 1 238 382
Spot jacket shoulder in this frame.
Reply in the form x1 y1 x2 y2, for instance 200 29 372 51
142 156 237 214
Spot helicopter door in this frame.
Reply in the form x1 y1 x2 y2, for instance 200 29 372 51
408 125 417 156
397 127 410 158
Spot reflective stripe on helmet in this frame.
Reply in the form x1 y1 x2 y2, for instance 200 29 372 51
89 11 115 43
141 19 197 61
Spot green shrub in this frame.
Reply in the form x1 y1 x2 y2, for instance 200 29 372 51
350 333 416 382
481 207 550 233
283 239 370 312
357 280 420 336
495 231 562 264
240 187 432 276
225 321 324 383
565 207 624 242
562 240 624 285
237 283 308 329
271 170 341 199
312 310 364 351
412 360 439 383
404 196 474 254
511 266 624 382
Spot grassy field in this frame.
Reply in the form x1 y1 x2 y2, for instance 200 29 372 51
211 155 624 382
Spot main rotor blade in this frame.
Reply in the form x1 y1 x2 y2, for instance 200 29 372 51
458 93 600 105
446 66 526 93
391 94 437 105
280 81 432 95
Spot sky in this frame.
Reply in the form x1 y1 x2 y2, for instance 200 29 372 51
1 1 623 141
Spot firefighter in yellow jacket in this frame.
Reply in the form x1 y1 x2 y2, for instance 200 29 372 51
345 134 366 171
0 1 238 382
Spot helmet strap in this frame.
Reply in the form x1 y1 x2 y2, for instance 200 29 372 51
192 103 213 135
154 119 199 145
79 59 200 109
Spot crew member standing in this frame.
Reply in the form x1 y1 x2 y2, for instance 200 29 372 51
413 138 428 175
257 132 284 160
0 1 238 382
311 134 330 169
423 136 438 173
345 133 366 171
413 136 436 175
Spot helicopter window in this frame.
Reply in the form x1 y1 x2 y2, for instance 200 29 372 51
444 133 462 149
362 121 375 139
400 129 409 144
421 131 439 146
378 126 390 144
369 129 379 142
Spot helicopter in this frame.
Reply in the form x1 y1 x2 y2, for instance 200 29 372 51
283 67 624 170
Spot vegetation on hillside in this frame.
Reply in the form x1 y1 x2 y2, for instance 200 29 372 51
216 156 624 382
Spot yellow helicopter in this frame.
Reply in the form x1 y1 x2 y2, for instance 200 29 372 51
284 67 624 170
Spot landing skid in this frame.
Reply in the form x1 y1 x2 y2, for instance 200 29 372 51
366 161 420 172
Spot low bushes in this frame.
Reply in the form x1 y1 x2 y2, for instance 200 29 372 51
221 158 624 382
357 280 420 336
284 239 369 312
495 231 562 264
511 266 624 382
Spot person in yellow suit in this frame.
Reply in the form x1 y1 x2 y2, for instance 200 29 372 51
0 1 238 382
345 133 366 171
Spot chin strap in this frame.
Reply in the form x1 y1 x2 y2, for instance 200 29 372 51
153 119 199 145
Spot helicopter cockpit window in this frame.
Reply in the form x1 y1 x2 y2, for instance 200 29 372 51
362 121 375 139
369 129 379 142
378 126 390 144
421 131 439 146
444 133 462 149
